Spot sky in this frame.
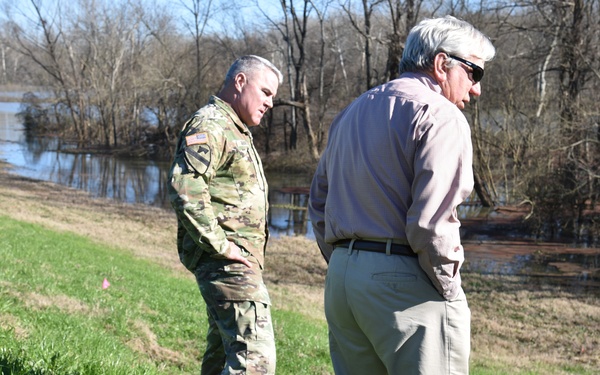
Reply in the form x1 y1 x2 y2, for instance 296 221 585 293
157 0 285 35
1 0 284 35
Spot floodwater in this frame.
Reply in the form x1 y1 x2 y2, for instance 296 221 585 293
0 100 314 239
0 99 598 291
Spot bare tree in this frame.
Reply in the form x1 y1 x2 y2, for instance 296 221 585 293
467 0 600 241
8 0 91 143
179 0 213 103
268 0 320 160
341 0 386 90
381 0 420 82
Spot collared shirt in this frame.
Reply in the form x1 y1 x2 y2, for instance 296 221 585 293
308 72 474 300
168 96 269 272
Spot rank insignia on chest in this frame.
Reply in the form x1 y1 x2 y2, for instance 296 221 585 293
186 132 208 146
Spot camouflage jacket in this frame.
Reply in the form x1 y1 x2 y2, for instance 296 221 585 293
168 96 269 272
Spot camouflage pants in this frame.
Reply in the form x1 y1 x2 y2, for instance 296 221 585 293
194 255 276 375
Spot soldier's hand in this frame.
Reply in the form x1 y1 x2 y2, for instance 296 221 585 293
226 241 253 268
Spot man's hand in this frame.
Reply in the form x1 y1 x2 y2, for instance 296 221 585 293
225 241 253 268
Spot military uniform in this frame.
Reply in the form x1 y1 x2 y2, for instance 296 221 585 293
168 95 275 375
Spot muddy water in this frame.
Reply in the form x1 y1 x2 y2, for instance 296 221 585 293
463 239 600 293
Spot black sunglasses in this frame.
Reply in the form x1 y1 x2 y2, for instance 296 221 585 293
447 54 484 83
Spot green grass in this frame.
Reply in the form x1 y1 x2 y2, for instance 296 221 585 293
0 216 331 374
2 215 598 374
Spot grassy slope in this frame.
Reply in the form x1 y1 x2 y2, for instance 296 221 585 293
0 165 598 374
0 216 331 374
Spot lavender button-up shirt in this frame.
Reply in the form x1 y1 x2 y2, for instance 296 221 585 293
309 72 474 300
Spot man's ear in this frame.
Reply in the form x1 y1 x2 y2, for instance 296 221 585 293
432 52 448 83
234 72 248 92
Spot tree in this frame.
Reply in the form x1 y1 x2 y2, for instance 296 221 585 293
381 0 420 82
271 0 320 160
341 0 385 90
469 1 600 241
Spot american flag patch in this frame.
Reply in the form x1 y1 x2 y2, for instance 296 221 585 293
186 132 208 146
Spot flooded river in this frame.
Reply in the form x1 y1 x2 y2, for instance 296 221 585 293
0 99 598 292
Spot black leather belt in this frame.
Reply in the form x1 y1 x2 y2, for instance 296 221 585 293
333 240 417 257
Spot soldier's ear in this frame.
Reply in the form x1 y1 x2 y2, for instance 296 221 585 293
234 73 248 92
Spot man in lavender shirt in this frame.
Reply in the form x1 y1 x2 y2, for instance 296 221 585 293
308 16 496 374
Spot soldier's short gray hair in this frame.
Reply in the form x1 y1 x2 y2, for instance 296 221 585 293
399 15 495 75
225 55 283 86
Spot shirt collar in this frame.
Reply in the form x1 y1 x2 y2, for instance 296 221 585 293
400 72 443 95
209 95 249 134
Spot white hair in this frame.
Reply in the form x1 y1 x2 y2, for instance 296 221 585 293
399 15 496 74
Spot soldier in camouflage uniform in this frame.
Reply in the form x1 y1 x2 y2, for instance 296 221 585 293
168 55 282 375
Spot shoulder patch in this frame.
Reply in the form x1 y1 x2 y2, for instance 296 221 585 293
184 144 211 175
186 132 208 146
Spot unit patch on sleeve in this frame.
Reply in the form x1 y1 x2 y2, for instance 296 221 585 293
184 144 211 175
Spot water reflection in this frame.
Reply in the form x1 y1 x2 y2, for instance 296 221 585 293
264 171 313 239
0 100 311 237
1 130 172 208
268 186 313 239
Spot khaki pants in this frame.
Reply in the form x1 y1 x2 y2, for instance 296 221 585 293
195 255 276 375
325 248 470 375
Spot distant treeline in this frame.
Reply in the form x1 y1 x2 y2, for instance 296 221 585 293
1 0 598 243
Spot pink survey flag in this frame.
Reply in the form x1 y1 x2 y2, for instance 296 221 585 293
102 278 110 289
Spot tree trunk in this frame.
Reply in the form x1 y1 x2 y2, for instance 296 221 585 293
300 77 319 160
473 169 495 207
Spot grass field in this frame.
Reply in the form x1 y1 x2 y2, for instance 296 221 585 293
0 166 598 374
0 217 331 374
